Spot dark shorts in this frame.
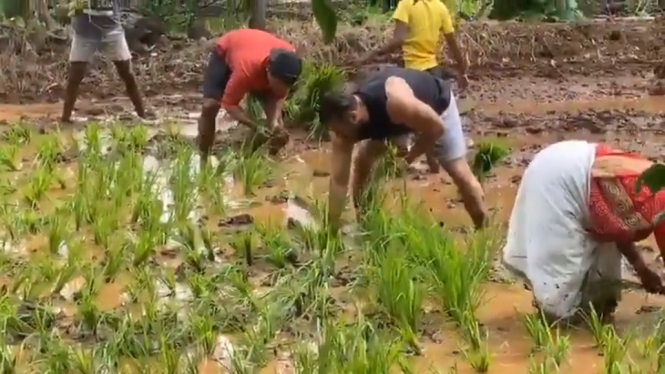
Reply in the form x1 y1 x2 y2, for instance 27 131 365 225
202 51 232 101
424 65 456 80
202 50 270 105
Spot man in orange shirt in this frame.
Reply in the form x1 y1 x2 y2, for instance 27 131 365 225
198 28 303 163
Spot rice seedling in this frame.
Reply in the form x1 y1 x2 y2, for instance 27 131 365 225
102 240 126 283
232 149 273 195
170 145 199 224
528 358 554 374
523 310 553 353
197 159 226 214
583 304 611 349
38 331 73 374
0 341 18 374
601 327 630 374
23 164 54 208
462 345 492 373
51 258 78 296
35 134 64 170
548 329 571 367
69 345 97 374
256 222 298 268
231 230 256 266
286 62 345 137
472 140 510 183
374 143 403 179
4 124 32 145
459 311 485 351
309 317 409 374
368 245 424 353
423 228 491 324
0 145 20 171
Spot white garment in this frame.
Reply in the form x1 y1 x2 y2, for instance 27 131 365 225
502 140 623 319
392 90 466 162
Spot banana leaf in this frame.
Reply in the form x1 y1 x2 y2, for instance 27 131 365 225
312 0 337 44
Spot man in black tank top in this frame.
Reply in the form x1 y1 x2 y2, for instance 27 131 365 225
319 67 487 231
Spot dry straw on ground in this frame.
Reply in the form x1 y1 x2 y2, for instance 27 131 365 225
0 18 663 103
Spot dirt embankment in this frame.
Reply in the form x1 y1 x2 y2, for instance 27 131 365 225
0 18 664 104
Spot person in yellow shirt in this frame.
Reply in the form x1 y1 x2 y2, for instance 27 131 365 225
358 0 468 84
357 0 469 173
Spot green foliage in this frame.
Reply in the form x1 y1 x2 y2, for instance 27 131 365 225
472 141 510 182
637 163 665 194
0 0 30 20
312 0 338 44
635 163 665 226
285 62 346 136
490 0 584 20
140 0 198 28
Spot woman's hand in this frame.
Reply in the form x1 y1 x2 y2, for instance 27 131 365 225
616 241 663 293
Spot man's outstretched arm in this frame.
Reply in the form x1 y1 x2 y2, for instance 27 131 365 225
327 134 354 231
358 1 409 65
439 3 468 84
221 72 256 130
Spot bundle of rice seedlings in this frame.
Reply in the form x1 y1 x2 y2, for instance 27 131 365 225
286 62 346 137
472 140 510 182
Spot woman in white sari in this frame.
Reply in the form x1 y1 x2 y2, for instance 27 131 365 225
503 140 665 322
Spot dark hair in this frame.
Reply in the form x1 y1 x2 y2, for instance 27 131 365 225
268 49 302 86
319 91 357 125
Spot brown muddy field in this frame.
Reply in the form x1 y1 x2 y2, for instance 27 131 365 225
1 18 665 374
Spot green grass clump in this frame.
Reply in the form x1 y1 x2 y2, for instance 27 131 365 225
472 140 510 182
285 62 346 137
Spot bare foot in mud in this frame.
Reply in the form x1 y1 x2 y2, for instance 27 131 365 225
141 108 157 120
59 116 74 125
426 155 440 174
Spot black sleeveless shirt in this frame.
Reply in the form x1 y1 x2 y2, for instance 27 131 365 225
354 67 451 141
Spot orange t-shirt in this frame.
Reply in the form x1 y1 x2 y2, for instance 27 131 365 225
215 29 295 110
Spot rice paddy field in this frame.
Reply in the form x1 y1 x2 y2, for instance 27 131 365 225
0 104 663 374
2 12 665 374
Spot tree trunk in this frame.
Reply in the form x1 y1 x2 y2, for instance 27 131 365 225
36 0 59 30
249 0 267 30
555 0 567 14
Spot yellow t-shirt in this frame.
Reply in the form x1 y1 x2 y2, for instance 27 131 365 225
392 0 455 71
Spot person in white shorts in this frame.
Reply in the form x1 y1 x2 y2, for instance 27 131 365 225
61 0 145 123
319 67 487 231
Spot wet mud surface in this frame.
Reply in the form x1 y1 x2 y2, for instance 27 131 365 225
1 18 665 374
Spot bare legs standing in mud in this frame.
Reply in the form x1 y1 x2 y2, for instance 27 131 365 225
198 98 221 165
62 60 145 123
352 140 488 229
61 28 145 123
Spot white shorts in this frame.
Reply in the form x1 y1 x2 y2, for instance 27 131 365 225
392 90 466 163
69 33 132 62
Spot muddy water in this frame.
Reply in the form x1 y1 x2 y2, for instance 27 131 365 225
247 94 665 373
4 92 665 373
471 93 665 116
